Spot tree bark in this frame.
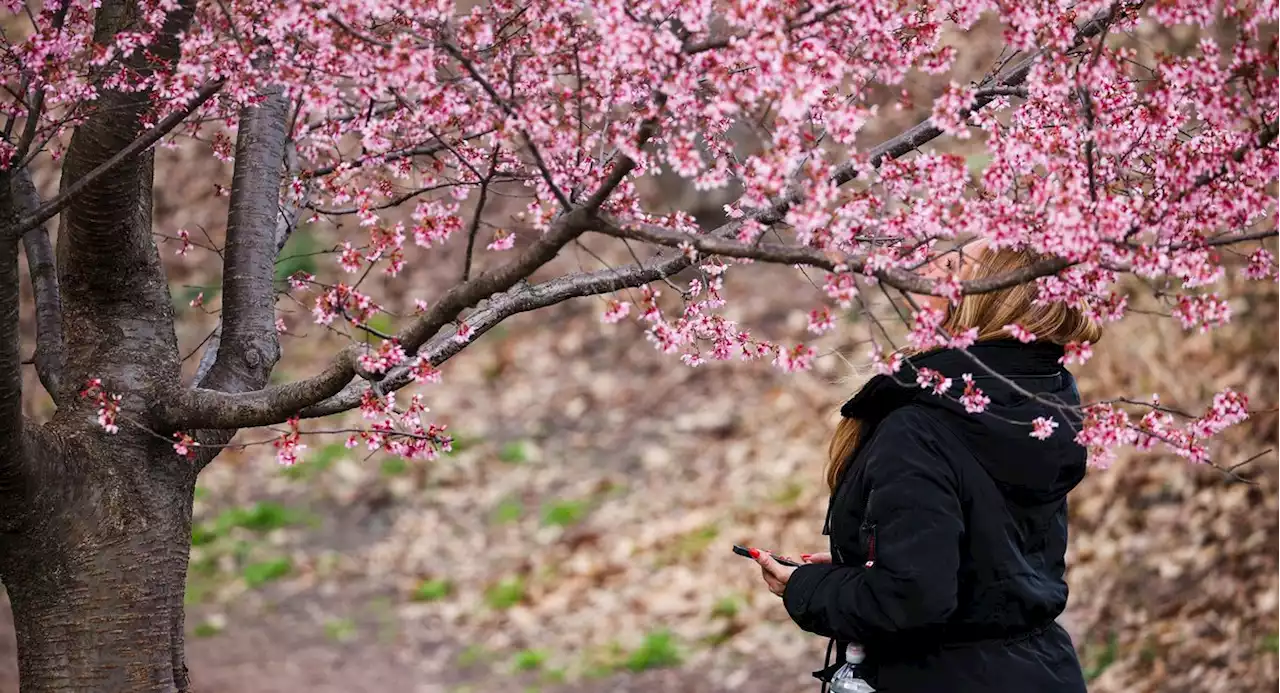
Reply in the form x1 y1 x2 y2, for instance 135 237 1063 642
0 174 29 534
0 430 197 693
55 0 193 407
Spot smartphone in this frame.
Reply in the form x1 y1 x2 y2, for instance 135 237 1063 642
732 544 801 567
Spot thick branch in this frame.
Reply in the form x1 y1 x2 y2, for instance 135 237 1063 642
597 218 1074 295
198 85 290 395
9 169 63 401
300 248 701 417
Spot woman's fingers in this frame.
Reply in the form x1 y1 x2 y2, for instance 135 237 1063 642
753 549 785 577
801 552 832 564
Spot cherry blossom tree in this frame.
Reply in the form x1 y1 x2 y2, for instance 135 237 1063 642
0 0 1275 689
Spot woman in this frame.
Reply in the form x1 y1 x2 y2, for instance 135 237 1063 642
751 243 1102 692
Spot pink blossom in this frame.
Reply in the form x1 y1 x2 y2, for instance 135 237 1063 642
11 0 1271 471
358 339 407 375
338 242 362 273
453 322 473 344
1245 249 1276 281
807 308 835 335
1173 294 1232 333
948 328 979 349
915 367 952 395
931 82 975 139
601 299 632 324
1003 323 1037 343
1059 341 1093 366
773 344 817 373
410 358 443 384
79 379 122 434
173 432 198 460
487 230 515 251
1030 417 1059 440
870 347 905 375
274 417 307 467
959 374 990 414
288 272 314 291
175 229 192 256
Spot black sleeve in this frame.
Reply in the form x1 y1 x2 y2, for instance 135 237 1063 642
782 413 964 642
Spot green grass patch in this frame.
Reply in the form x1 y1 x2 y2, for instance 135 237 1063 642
540 499 588 527
324 618 358 643
539 668 567 684
484 577 526 610
1084 633 1120 682
380 457 409 476
492 498 523 525
710 595 741 619
457 644 491 668
175 285 219 312
772 481 804 506
1263 633 1279 654
624 630 682 672
362 312 396 338
192 501 308 546
498 440 530 464
412 578 453 602
242 557 292 588
274 227 322 284
512 649 549 672
192 620 223 638
184 577 213 606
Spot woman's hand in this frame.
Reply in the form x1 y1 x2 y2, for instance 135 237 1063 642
751 548 797 597
801 552 832 564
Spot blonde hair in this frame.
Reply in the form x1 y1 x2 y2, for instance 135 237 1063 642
825 247 1102 491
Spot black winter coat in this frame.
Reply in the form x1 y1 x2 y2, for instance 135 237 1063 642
783 340 1088 692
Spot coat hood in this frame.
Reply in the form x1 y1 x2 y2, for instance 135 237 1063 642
840 340 1087 505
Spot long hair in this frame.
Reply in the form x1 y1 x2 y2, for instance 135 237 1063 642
825 247 1103 491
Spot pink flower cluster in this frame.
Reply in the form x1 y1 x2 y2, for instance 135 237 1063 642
1077 388 1251 468
78 379 122 435
353 391 453 460
274 417 307 467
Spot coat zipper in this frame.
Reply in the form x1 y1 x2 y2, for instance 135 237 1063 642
863 488 877 568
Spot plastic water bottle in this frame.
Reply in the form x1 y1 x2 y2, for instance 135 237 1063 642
827 644 876 693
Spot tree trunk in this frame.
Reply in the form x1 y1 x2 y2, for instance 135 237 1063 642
0 429 197 693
